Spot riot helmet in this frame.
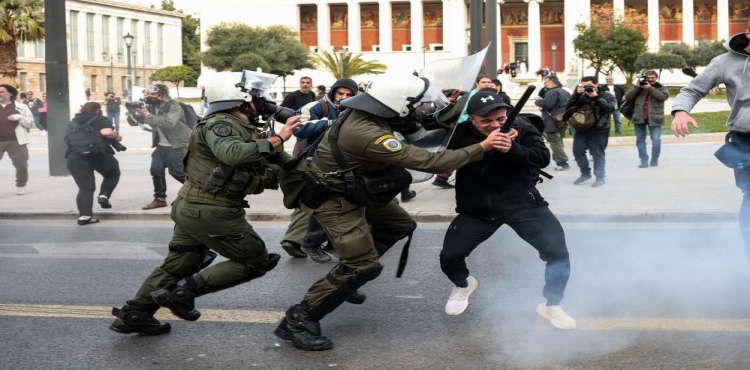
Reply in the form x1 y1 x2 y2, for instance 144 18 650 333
341 74 449 120
204 73 250 116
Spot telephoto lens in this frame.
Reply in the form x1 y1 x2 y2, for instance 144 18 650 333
584 86 595 93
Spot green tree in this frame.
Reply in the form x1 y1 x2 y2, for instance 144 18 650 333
151 65 198 98
160 0 175 11
607 21 648 85
311 49 388 80
0 0 44 82
661 39 725 77
572 23 609 77
202 23 313 76
634 52 686 77
160 0 200 86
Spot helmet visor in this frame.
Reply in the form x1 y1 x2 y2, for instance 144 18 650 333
413 85 450 116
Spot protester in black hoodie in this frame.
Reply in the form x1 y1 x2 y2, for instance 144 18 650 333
439 91 575 330
65 102 122 225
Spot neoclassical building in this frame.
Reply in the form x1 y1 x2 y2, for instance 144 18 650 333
16 0 184 95
199 0 747 87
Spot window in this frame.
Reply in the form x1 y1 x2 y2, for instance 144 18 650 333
157 23 164 65
70 11 79 60
402 45 412 51
103 16 111 56
135 76 141 87
372 45 380 52
39 73 46 92
34 41 44 58
107 76 113 92
309 46 319 52
144 21 151 65
86 13 95 61
117 18 124 62
131 19 138 43
429 43 443 51
121 76 127 91
17 41 25 57
91 75 97 92
19 72 27 91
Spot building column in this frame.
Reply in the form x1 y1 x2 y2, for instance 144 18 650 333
682 0 694 45
347 0 361 52
410 0 424 52
563 0 589 75
717 0 729 41
613 0 625 20
647 0 659 51
525 0 542 75
497 0 504 66
317 1 331 51
378 0 392 52
445 0 468 57
441 0 451 53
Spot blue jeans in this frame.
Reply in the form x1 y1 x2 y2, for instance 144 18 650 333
572 130 609 179
107 111 120 132
611 109 622 135
199 99 207 115
634 122 661 163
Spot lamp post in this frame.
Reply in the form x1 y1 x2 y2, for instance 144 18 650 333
338 47 347 79
132 50 138 87
465 27 471 55
422 46 426 67
551 42 558 76
123 32 134 94
102 50 122 93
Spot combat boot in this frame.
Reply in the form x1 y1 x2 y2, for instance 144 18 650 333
274 304 334 351
109 300 171 336
345 290 366 304
150 277 202 321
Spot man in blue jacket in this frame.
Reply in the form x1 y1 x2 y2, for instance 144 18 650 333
438 91 575 330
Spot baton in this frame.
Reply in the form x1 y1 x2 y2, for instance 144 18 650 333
500 84 536 133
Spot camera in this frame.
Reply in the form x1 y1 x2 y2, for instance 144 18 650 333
110 141 127 152
253 97 295 123
635 73 649 86
584 85 595 93
125 101 144 110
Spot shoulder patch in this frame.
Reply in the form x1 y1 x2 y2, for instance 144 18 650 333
212 123 232 137
374 134 396 145
381 138 403 152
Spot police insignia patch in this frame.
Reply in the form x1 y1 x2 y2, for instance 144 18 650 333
212 124 232 137
382 138 402 152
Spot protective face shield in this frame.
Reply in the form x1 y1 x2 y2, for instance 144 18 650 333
341 74 449 120
239 71 295 124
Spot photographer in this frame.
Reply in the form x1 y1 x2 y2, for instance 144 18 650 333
65 102 122 225
567 76 616 187
131 84 190 210
623 70 669 168
104 92 121 132
535 75 571 171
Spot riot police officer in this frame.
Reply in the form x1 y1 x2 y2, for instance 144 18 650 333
109 72 300 336
274 74 512 351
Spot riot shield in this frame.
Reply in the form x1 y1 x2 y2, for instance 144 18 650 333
404 46 490 183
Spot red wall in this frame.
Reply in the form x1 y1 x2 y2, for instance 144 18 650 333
392 29 410 51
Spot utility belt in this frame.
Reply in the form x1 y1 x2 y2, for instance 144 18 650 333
202 162 279 196
178 183 249 208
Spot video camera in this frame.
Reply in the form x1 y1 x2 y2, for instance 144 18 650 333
635 73 649 86
124 101 145 110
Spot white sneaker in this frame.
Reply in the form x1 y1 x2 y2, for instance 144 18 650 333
536 303 577 330
445 276 478 316
16 187 26 195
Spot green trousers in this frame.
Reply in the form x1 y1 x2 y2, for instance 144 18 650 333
280 207 309 245
546 131 568 165
301 197 413 307
133 196 269 303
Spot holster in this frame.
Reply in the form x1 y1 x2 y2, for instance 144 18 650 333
344 166 413 209
300 172 331 209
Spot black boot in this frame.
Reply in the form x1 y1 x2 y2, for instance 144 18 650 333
150 277 202 321
345 290 366 304
400 188 417 202
109 300 171 336
302 245 332 263
274 304 334 351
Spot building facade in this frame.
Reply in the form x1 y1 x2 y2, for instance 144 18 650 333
16 0 184 96
198 0 747 89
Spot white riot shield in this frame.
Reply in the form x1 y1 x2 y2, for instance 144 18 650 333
405 46 490 183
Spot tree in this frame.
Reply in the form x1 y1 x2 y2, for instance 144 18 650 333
635 52 686 77
160 0 175 11
607 21 648 85
0 0 44 83
202 23 313 76
160 0 200 86
661 39 725 77
311 49 388 80
151 65 198 98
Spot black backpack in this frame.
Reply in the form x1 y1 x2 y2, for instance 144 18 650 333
65 116 105 155
169 100 199 129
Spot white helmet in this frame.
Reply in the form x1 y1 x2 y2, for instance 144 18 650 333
341 74 449 119
204 71 279 116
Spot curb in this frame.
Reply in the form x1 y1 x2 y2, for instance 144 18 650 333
0 210 739 223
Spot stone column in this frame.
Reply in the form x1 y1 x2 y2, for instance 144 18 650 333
613 0 625 20
717 0 729 41
378 0 392 52
682 0 694 45
410 0 424 52
563 0 588 84
647 0 660 51
441 0 451 53
525 0 542 76
497 0 504 68
446 0 467 57
347 0 361 52
317 1 331 51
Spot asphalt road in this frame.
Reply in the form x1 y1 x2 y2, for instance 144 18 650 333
2 220 750 370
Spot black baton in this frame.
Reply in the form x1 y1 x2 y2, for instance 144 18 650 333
501 84 536 133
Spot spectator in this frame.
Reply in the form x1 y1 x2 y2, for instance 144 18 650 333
122 88 129 99
23 91 44 132
65 102 122 225
604 75 626 136
535 75 572 171
85 88 91 101
315 85 326 100
623 70 669 167
104 92 122 132
38 93 47 133
0 84 33 195
281 76 317 157
567 76 616 188
492 79 512 106
198 85 207 116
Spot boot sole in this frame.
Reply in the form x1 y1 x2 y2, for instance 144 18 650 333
274 328 334 351
109 323 171 336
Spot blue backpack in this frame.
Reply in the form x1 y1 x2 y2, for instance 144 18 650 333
65 116 106 155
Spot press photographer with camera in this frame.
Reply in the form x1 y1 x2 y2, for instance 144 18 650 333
104 92 121 132
623 70 669 168
65 102 123 225
130 84 190 210
567 76 616 187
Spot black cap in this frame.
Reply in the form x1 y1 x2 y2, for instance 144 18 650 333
467 91 511 116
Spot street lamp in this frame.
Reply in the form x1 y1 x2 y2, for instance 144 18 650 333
465 27 471 55
123 32 135 95
551 42 558 75
132 50 138 87
102 50 122 92
422 46 426 68
338 47 347 79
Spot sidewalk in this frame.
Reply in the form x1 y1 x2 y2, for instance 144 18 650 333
2 98 737 223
